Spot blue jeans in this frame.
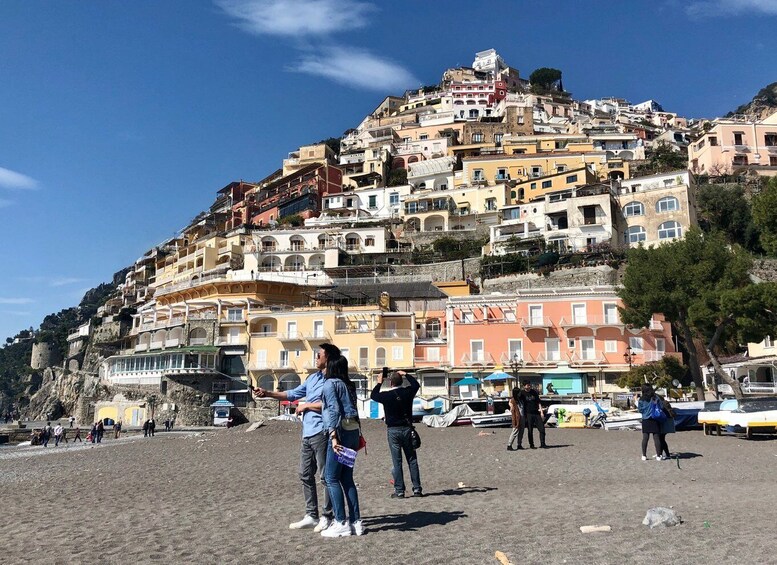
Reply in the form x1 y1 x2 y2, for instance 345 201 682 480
324 428 361 523
387 426 422 495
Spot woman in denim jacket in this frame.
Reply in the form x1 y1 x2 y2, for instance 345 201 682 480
321 356 363 537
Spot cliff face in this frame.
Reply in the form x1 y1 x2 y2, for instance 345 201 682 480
727 82 777 120
24 368 107 422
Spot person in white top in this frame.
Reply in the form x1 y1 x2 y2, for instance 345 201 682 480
54 424 65 447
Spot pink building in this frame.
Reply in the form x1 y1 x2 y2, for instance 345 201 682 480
445 286 677 395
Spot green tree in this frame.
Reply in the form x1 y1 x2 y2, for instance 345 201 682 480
387 168 407 187
616 356 687 390
635 142 687 175
752 176 777 256
619 229 777 400
697 183 761 252
529 68 562 93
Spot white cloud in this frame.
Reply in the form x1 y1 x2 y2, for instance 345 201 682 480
216 0 376 36
0 167 38 190
290 47 419 92
0 298 34 305
687 0 777 17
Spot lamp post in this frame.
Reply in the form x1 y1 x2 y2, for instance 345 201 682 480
623 345 634 369
509 353 524 384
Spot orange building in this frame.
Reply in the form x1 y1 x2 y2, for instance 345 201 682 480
445 286 676 395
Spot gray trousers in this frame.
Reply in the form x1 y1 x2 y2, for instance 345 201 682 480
507 425 523 447
299 431 333 520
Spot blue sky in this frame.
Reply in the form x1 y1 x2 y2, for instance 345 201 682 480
1 0 776 342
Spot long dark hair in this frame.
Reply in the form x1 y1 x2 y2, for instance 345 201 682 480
326 356 357 400
641 383 655 401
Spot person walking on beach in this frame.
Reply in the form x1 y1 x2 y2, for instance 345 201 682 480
506 386 524 451
90 423 98 444
54 423 64 446
143 420 150 437
114 421 122 439
321 356 363 537
149 418 156 437
657 392 675 459
42 422 52 447
370 369 423 498
73 426 82 442
164 418 170 432
252 343 339 532
69 415 75 428
516 381 547 449
638 383 664 461
96 421 105 443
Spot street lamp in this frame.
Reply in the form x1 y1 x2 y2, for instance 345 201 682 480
509 353 524 380
623 345 634 369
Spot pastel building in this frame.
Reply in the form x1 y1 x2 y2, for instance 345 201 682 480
445 286 677 395
688 110 777 176
617 170 697 248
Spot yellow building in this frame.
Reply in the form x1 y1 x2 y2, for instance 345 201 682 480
509 166 598 204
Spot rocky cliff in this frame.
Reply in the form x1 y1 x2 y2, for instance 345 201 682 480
727 81 777 120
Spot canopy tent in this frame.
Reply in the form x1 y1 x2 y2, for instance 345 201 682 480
453 377 481 386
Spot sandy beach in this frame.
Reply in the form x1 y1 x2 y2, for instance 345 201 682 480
1 420 775 565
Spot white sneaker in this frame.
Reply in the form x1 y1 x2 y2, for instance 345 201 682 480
289 515 317 529
654 455 662 461
314 516 331 533
351 520 364 536
641 455 647 461
321 520 352 538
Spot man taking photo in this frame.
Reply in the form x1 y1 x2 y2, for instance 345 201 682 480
370 369 423 498
253 343 340 532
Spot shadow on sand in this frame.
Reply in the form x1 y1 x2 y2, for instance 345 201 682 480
674 452 703 459
364 510 466 531
425 486 497 497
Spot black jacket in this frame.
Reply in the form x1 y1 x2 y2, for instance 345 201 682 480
370 374 419 427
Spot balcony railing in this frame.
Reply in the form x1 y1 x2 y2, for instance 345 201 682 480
558 316 624 329
460 352 495 366
250 360 298 371
569 351 606 365
499 352 534 366
277 332 304 341
302 331 331 341
534 352 563 365
375 329 414 340
648 320 664 331
522 316 554 329
250 331 278 338
335 327 373 335
215 337 246 346
643 350 666 362
135 343 149 352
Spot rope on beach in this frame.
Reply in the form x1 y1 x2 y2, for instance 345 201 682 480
675 455 681 469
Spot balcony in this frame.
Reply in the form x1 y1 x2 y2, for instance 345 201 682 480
303 331 332 342
221 316 245 325
335 327 372 335
215 336 247 346
498 352 534 366
277 332 304 342
150 340 165 350
643 350 666 362
414 355 443 365
648 320 664 332
251 360 298 371
375 329 414 340
134 343 149 352
558 316 625 333
459 352 495 367
164 366 216 377
534 352 563 366
164 338 181 348
569 351 606 366
189 337 209 346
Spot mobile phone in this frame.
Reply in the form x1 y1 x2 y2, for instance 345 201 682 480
382 366 389 379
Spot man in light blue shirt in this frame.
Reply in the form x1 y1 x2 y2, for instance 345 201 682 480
253 343 340 532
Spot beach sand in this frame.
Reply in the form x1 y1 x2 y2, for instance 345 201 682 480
1 420 775 564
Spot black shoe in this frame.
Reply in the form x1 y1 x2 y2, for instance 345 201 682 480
506 446 515 451
530 445 537 449
390 492 405 499
540 444 548 449
514 446 524 450
412 491 424 497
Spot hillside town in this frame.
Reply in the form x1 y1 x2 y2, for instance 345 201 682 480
16 49 777 426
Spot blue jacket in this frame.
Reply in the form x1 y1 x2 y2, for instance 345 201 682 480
322 378 358 435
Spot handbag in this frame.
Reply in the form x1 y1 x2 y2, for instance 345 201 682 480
409 425 421 450
357 433 367 452
650 398 667 421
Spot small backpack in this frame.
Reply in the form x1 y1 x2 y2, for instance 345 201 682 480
650 398 667 421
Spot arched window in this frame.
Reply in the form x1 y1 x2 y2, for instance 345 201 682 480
257 374 274 391
656 197 679 213
658 221 682 240
624 226 647 244
189 327 207 345
375 347 386 367
623 201 644 217
279 374 301 392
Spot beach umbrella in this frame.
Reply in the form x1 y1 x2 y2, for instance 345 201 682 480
483 371 512 381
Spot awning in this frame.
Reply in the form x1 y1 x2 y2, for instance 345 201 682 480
453 377 481 386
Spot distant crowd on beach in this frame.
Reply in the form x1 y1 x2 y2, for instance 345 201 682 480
26 414 177 446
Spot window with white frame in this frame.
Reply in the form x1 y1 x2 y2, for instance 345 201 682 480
286 321 297 338
623 201 644 217
358 347 369 368
629 336 644 352
657 221 682 240
473 169 485 181
313 320 324 338
605 340 617 353
572 303 587 324
470 340 484 362
392 346 403 361
529 305 543 325
545 338 560 361
279 350 289 367
389 192 399 207
375 347 386 366
505 310 516 323
508 339 522 361
227 308 243 322
463 311 475 324
603 303 619 324
656 196 679 213
580 338 595 360
624 226 647 244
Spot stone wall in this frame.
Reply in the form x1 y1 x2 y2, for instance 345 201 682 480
750 258 777 282
392 257 482 283
483 265 622 293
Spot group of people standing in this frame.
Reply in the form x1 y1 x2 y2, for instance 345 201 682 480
252 342 423 539
637 383 675 460
507 380 549 450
